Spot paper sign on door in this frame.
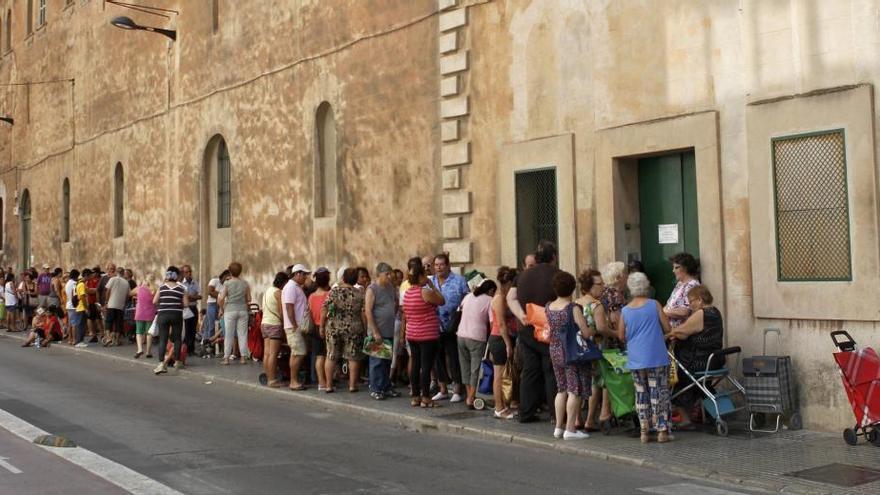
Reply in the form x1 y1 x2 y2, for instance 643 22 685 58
658 224 679 244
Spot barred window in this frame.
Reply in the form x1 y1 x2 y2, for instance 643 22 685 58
62 178 70 242
114 163 124 238
217 139 231 228
772 130 851 281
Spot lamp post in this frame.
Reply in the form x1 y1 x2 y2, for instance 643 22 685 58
110 15 176 41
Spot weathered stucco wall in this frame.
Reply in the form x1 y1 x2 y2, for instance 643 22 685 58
0 0 440 294
463 0 880 430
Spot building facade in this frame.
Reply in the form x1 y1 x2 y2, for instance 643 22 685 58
1 0 877 430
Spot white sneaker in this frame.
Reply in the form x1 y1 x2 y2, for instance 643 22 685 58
153 363 167 375
432 392 449 401
450 393 464 403
74 342 88 348
563 430 590 440
553 428 564 439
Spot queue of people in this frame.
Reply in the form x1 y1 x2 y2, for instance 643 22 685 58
14 243 724 444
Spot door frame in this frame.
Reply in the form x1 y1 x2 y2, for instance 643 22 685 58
498 134 577 273
595 111 725 316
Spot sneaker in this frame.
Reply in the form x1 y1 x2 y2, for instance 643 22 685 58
174 362 185 370
370 391 386 401
563 430 590 440
450 393 464 403
431 391 449 401
386 389 401 398
153 363 167 375
494 409 515 420
74 342 88 348
553 428 564 439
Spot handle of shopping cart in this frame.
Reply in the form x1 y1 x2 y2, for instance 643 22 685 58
706 346 742 371
830 330 856 352
762 328 781 355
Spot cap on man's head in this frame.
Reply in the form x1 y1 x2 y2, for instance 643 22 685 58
291 264 311 274
82 268 92 276
314 267 330 275
42 263 50 269
376 262 392 274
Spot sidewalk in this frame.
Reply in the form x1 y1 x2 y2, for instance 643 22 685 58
6 333 880 495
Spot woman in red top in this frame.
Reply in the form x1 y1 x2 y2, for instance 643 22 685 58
308 268 331 391
401 257 445 408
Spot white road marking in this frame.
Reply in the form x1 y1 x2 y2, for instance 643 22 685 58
0 456 22 474
639 482 749 495
0 407 183 494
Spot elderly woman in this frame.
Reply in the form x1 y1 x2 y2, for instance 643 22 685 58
619 272 672 443
600 261 627 329
546 271 595 440
152 266 190 374
668 285 723 426
576 269 614 431
219 262 252 365
457 279 496 409
663 252 701 328
401 257 445 408
321 267 367 393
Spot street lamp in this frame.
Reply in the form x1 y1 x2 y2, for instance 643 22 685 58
110 15 176 41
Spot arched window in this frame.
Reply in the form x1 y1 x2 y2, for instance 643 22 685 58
217 139 231 228
315 102 337 218
5 10 10 51
26 1 33 35
61 178 70 242
113 163 124 237
20 189 31 269
212 0 219 33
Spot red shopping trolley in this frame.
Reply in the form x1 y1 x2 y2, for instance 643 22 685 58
830 331 880 446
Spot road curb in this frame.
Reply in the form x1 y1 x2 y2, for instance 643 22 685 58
1 332 835 495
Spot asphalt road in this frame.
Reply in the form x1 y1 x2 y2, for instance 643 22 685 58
0 337 755 495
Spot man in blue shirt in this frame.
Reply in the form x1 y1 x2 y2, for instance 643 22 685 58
430 253 470 402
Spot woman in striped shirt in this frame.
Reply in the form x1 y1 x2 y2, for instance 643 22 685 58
401 257 445 408
152 266 189 375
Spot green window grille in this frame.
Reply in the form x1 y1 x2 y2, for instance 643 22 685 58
61 178 70 242
217 140 231 228
114 163 124 238
772 129 851 281
515 168 558 265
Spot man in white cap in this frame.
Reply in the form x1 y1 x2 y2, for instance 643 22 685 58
283 263 311 390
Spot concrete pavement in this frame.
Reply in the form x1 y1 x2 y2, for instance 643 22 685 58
3 332 880 494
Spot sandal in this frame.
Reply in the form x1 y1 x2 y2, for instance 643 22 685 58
411 398 421 407
267 380 283 388
220 358 230 365
420 399 442 409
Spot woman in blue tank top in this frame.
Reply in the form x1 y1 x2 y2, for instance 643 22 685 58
619 272 672 443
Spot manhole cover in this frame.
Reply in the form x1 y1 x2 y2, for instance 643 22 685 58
788 463 880 487
435 411 483 421
33 435 77 448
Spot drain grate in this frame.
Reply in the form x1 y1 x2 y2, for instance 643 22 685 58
435 411 484 421
788 463 880 487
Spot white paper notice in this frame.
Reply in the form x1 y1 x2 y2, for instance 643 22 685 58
658 224 679 244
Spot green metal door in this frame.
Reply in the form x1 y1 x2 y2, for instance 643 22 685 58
637 151 699 303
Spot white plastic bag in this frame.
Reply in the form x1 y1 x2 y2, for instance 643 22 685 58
148 317 158 337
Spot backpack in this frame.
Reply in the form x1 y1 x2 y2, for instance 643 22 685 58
72 281 83 308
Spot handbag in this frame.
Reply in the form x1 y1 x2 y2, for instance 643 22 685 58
668 341 679 388
564 304 603 365
526 303 551 344
147 317 158 337
183 307 195 320
446 307 463 334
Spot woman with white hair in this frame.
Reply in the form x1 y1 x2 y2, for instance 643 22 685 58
619 271 672 443
600 261 627 332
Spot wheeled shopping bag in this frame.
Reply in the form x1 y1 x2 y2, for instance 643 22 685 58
742 328 802 433
830 331 880 446
597 349 638 435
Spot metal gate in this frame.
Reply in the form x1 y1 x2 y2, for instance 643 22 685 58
515 168 558 265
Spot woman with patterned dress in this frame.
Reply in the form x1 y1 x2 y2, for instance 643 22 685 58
546 271 595 441
576 269 614 431
663 252 701 328
321 267 367 393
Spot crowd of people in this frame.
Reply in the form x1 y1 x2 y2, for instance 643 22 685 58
9 241 724 444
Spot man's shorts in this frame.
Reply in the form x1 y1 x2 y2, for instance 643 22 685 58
37 295 50 307
87 304 100 320
261 323 283 341
105 308 125 332
284 327 308 356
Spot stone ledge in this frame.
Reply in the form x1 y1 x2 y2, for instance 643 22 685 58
440 75 459 97
442 168 460 189
441 141 470 167
439 8 467 32
440 96 469 119
441 119 460 142
442 190 471 214
440 51 468 75
439 31 458 54
443 240 473 264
